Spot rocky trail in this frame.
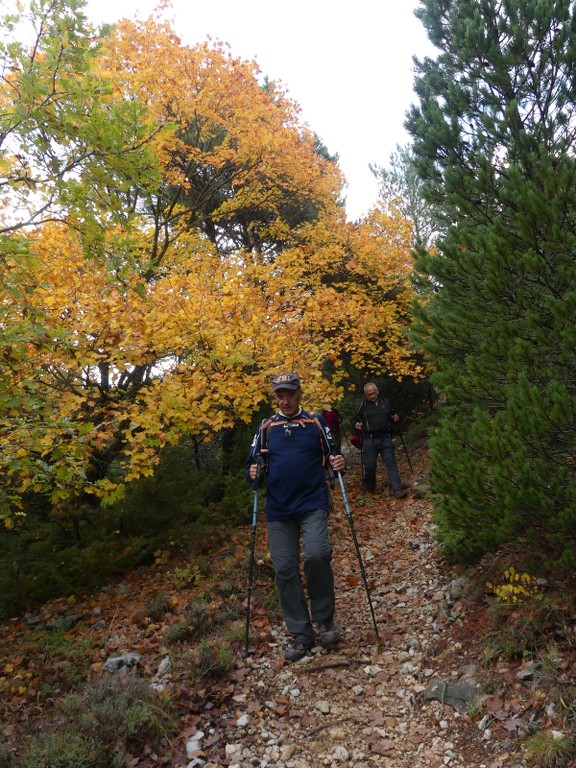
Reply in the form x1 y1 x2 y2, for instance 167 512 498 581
213 438 522 768
2 438 556 767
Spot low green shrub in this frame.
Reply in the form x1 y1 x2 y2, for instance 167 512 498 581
483 594 568 663
164 598 212 645
60 676 175 748
146 593 172 621
524 731 576 768
16 676 177 767
17 731 101 768
194 640 235 681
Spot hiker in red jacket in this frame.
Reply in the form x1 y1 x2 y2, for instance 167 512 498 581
321 406 342 453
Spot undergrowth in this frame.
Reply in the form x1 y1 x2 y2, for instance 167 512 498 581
524 731 576 768
3 676 177 768
467 553 576 765
0 439 253 619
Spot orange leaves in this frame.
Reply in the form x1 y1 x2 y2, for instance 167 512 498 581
101 20 343 241
0 6 423 516
270 205 419 381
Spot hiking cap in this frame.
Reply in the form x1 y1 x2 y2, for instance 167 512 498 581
272 372 300 391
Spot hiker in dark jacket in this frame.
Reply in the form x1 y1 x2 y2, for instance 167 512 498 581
352 381 407 498
246 372 345 661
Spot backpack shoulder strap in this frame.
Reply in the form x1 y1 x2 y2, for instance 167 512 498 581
258 413 289 457
308 411 333 462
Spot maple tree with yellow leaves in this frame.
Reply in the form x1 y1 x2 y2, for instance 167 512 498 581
0 0 420 522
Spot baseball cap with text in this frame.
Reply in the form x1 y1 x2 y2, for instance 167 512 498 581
271 372 301 391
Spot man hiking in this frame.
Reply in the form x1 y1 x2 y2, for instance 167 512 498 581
246 372 346 661
352 381 407 499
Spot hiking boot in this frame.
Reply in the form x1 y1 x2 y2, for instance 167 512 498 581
393 488 408 499
284 640 313 662
318 621 340 649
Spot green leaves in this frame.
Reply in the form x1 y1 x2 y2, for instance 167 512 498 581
0 0 161 238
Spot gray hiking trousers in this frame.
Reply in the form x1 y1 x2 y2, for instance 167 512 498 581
362 434 403 492
267 509 335 645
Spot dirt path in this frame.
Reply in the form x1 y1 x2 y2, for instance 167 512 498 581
193 441 525 768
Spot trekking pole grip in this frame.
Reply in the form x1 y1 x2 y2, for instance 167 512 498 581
253 455 263 490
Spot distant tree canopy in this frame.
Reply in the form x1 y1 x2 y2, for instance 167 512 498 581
0 0 420 523
406 0 576 561
370 144 439 249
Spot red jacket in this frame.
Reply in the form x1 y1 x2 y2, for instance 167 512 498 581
321 408 341 431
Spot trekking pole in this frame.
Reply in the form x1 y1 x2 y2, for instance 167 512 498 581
245 456 262 655
397 429 414 474
334 467 380 641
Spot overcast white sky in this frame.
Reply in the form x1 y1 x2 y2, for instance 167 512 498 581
82 0 434 221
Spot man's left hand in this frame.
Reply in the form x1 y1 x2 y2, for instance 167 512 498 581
329 454 345 472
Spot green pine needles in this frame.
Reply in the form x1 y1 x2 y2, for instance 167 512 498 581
407 0 576 562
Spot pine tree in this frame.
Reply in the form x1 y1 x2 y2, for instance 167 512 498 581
406 0 576 561
370 144 439 248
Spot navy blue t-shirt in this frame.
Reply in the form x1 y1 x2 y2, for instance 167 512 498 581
246 410 333 521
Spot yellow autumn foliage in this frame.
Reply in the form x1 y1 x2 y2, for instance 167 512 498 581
0 9 421 517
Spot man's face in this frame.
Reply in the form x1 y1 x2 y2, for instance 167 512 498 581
365 386 378 402
275 388 301 417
